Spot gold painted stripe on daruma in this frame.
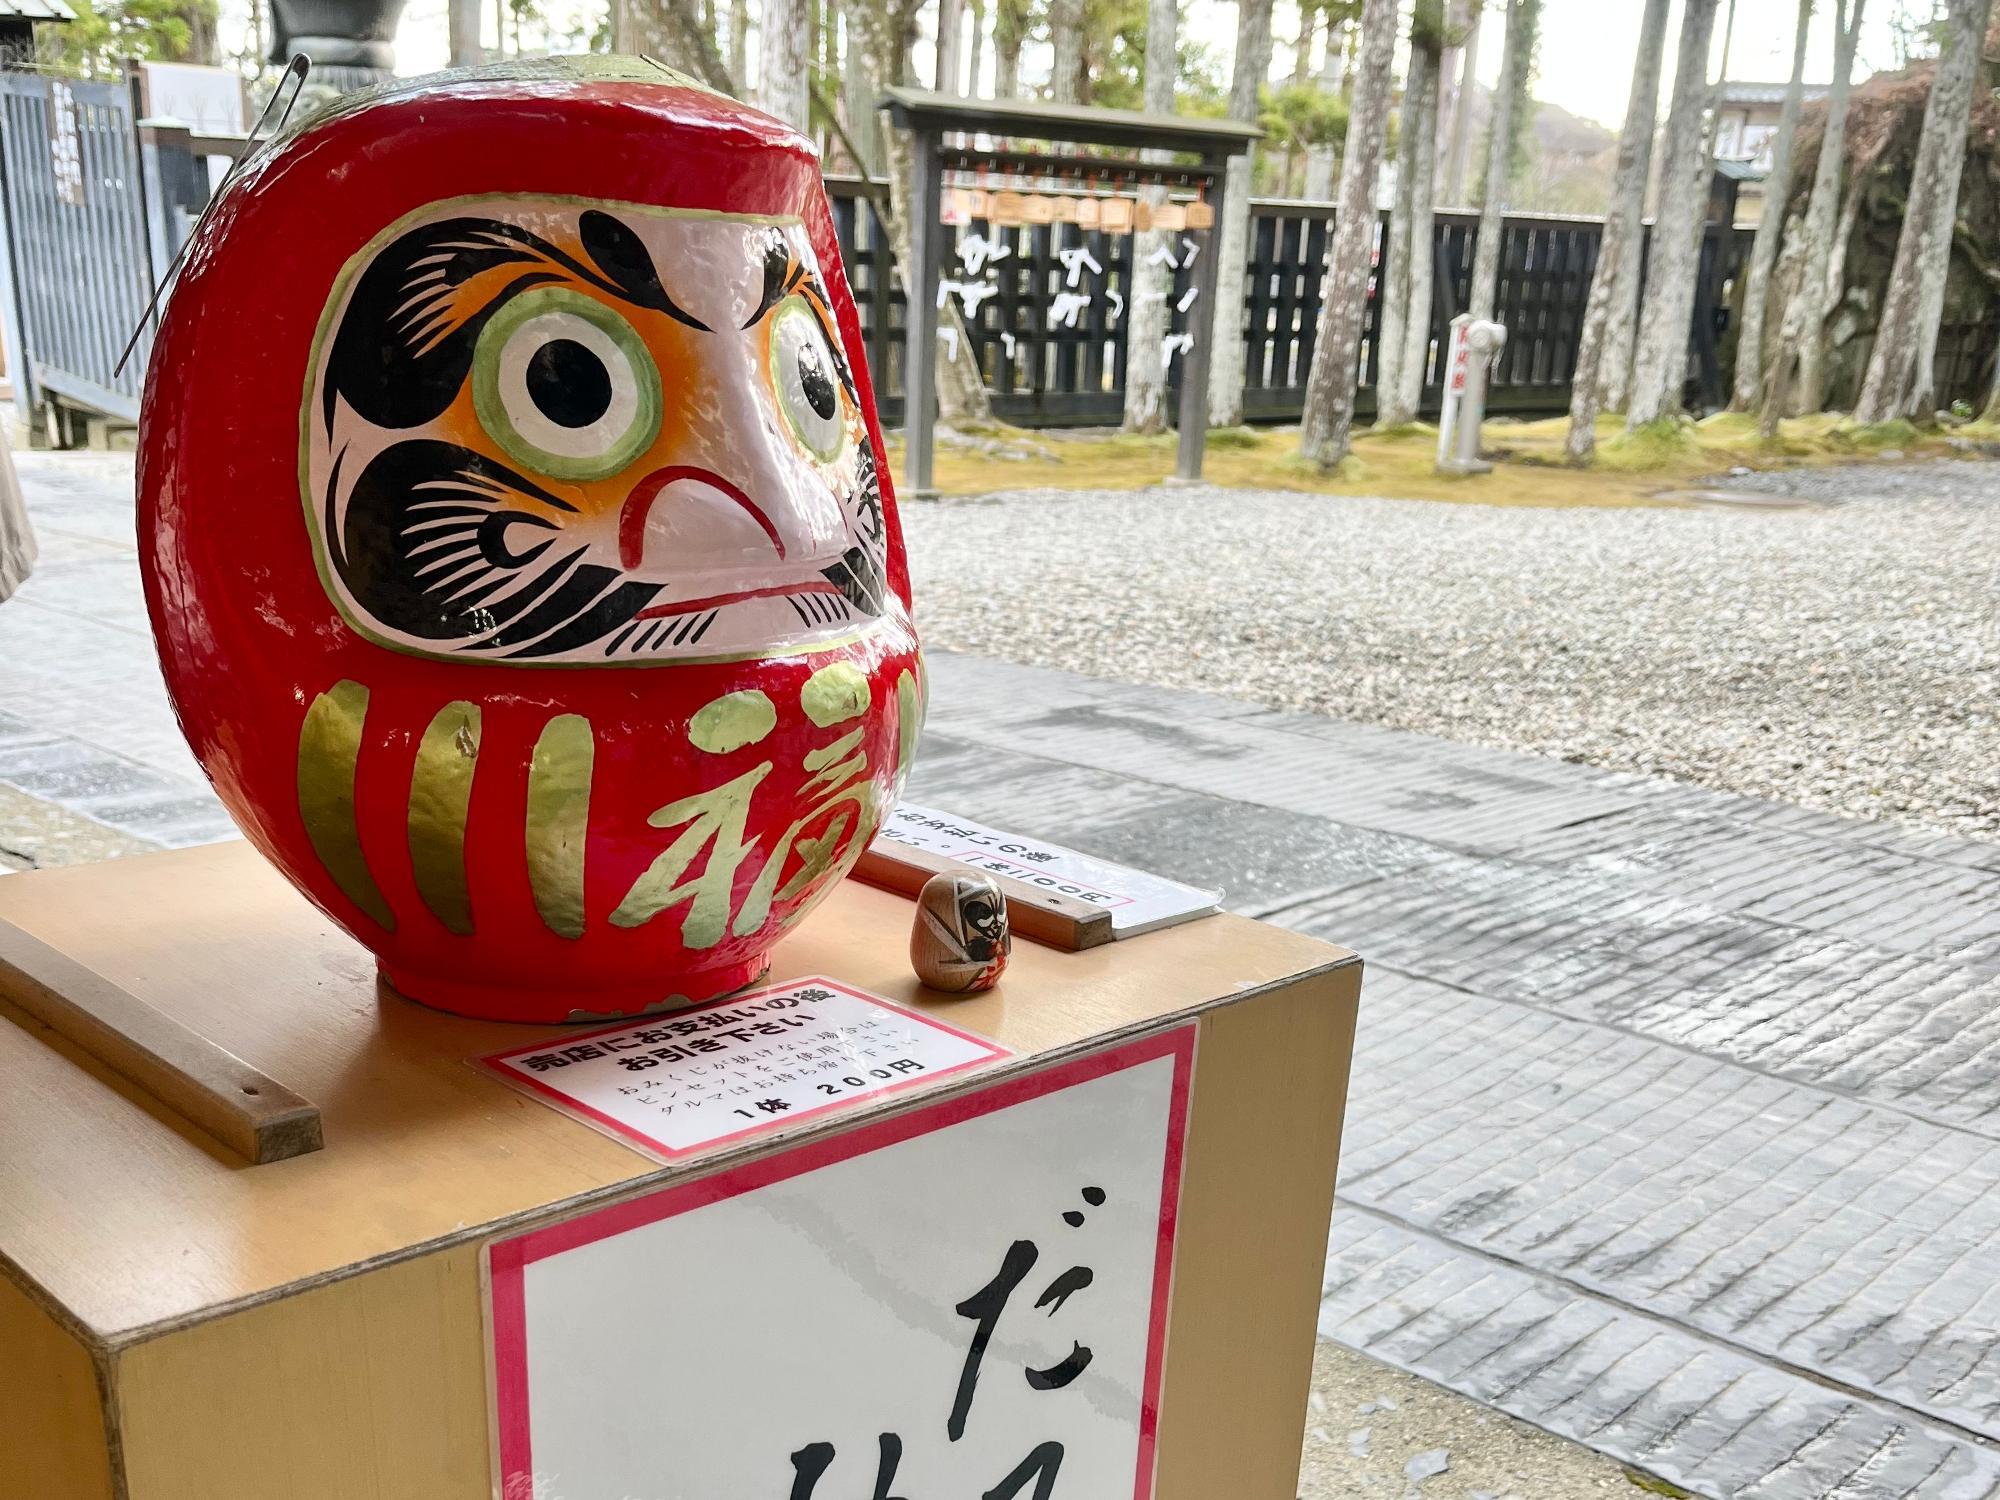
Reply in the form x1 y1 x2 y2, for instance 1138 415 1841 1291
408 701 481 936
297 679 396 932
526 713 593 940
895 667 924 774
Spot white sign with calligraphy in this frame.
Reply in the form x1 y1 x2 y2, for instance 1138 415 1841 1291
476 976 1009 1159
874 803 1222 936
488 1028 1193 1500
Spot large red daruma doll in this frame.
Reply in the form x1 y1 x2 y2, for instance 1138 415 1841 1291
138 59 923 1022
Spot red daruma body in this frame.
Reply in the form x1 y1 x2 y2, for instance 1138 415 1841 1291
137 59 923 1022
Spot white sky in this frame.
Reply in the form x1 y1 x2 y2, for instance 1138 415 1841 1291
220 0 1924 132
1457 1 1918 129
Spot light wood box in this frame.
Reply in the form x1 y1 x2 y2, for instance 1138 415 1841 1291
0 842 1359 1500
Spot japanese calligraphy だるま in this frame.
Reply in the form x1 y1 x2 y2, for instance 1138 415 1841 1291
488 1029 1193 1497
135 58 923 1022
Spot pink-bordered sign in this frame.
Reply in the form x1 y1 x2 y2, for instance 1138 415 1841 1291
474 974 1012 1161
487 1026 1195 1500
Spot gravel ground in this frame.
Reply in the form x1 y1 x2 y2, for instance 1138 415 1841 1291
902 459 2000 842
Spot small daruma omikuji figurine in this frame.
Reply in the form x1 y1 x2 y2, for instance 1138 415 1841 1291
137 59 922 1022
911 872 1011 994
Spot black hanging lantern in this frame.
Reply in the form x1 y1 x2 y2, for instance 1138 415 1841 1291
268 0 408 89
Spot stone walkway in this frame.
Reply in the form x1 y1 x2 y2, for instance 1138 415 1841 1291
905 655 2000 1500
7 458 2000 1496
0 453 234 861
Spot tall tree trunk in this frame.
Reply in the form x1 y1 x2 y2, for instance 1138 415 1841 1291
1793 0 1866 414
1208 0 1276 427
1980 317 2000 421
1565 0 1670 461
731 0 751 92
1378 0 1442 428
616 0 737 90
1467 0 1528 322
1124 0 1180 432
840 0 884 170
1759 214 1812 436
181 4 220 63
1374 49 1417 410
1284 4 1315 193
759 0 812 125
1679 0 1736 265
993 0 1027 95
1392 42 1441 424
1624 0 1721 428
1854 0 1993 422
1608 0 1729 416
965 0 986 93
821 0 839 96
1438 0 1482 204
935 0 964 90
847 0 995 425
1729 0 1812 411
1302 14 1346 199
1048 0 1085 101
1298 0 1398 465
1710 0 1738 144
1434 0 1476 198
449 0 482 64
1497 0 1541 199
1826 149 1870 297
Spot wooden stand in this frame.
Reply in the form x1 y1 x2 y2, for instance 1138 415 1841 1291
856 839 1117 950
0 842 1359 1500
0 918 321 1164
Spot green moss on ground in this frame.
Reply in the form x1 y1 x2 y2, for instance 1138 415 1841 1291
890 411 1978 508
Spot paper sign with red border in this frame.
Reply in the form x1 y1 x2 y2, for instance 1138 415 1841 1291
875 802 1221 936
474 975 1011 1161
486 1025 1194 1500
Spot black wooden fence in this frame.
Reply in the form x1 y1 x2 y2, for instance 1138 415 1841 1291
827 177 1758 429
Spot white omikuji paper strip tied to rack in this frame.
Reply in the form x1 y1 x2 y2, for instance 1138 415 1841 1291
872 803 1223 937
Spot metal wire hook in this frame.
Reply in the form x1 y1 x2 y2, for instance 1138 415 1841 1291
113 53 312 381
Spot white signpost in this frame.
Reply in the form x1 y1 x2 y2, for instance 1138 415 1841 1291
1436 314 1508 476
488 1028 1194 1500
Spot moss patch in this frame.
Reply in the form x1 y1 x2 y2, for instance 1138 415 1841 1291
1622 1468 1695 1498
1833 417 1920 451
893 412 1979 509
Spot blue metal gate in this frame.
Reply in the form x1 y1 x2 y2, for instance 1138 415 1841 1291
0 69 157 426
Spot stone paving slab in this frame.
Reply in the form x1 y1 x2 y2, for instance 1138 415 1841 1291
922 655 1644 857
1338 970 2000 1443
0 459 232 856
1322 1208 2000 1500
1278 857 2000 1138
1504 804 2000 966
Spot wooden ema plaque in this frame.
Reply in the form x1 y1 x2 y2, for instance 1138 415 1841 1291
0 842 1358 1500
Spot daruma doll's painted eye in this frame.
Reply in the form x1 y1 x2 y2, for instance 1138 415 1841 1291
473 286 662 482
769 300 845 463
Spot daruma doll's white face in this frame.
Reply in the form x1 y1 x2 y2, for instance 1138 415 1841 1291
305 197 890 667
